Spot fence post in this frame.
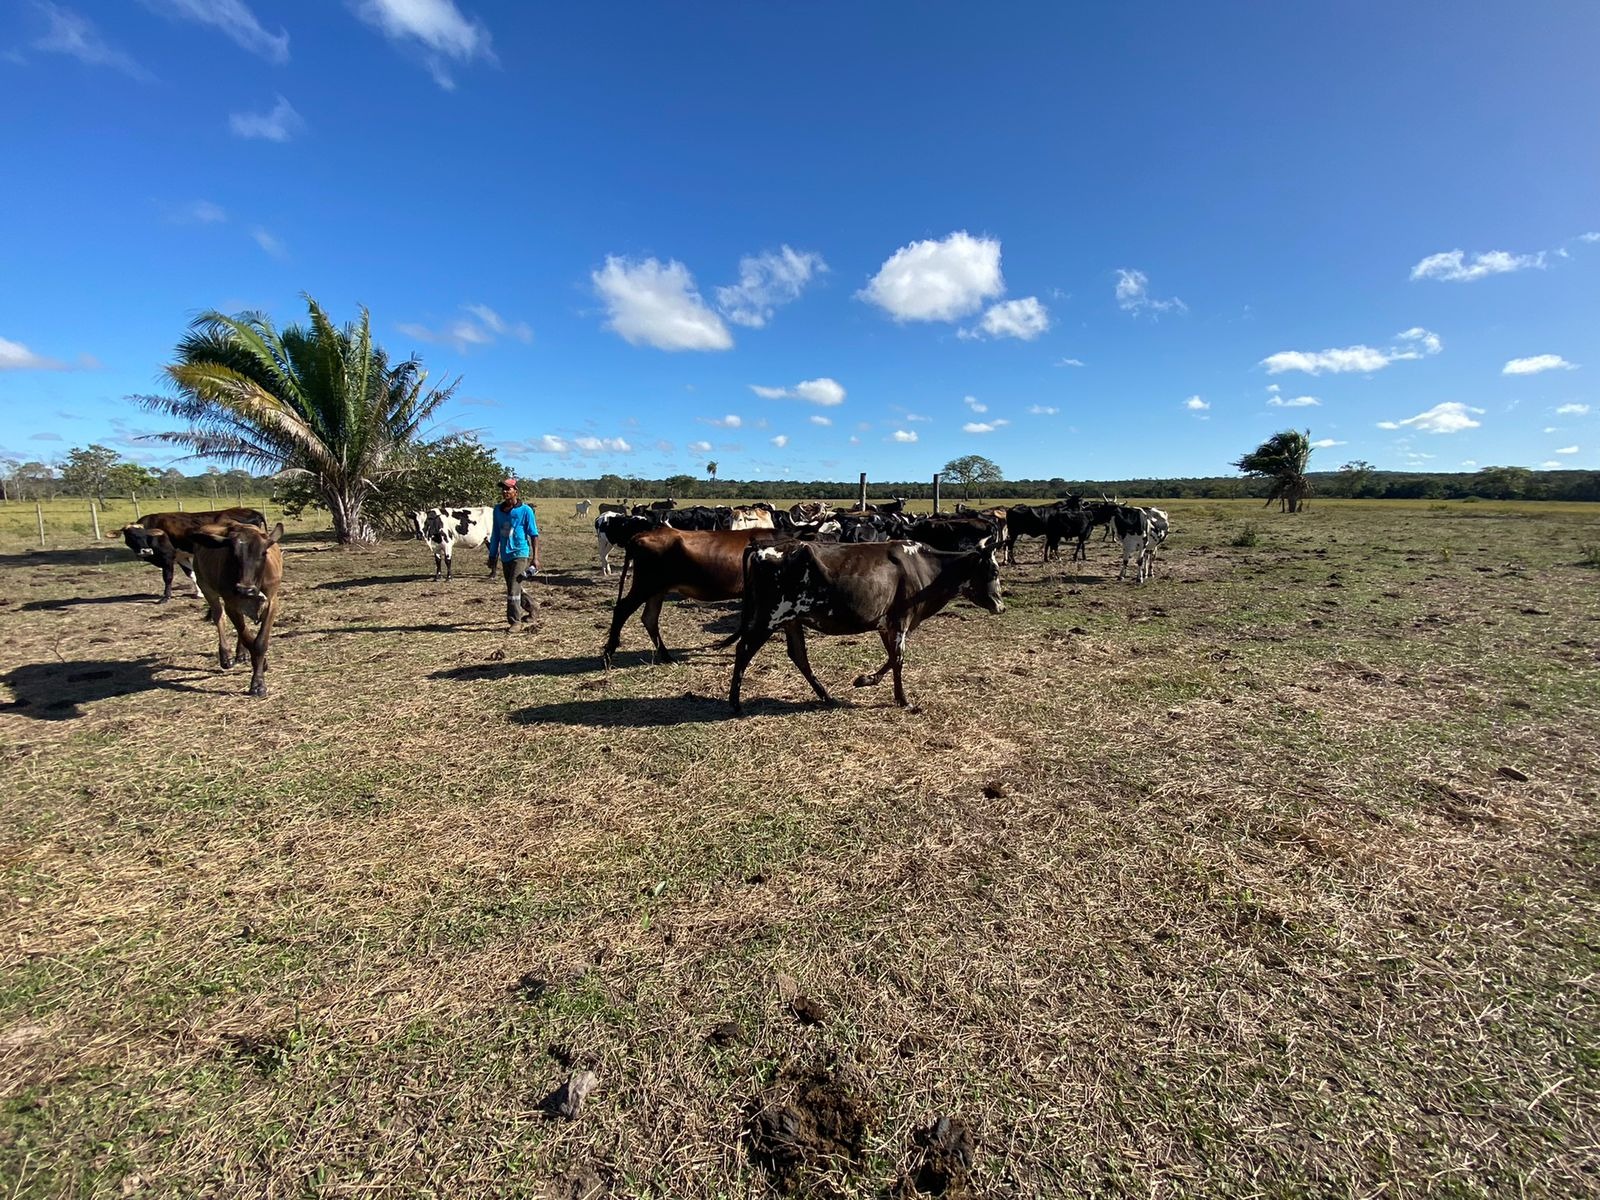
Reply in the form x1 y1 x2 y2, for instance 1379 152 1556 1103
36 502 45 548
90 501 101 540
932 473 942 513
858 472 867 511
177 497 184 512
133 495 141 518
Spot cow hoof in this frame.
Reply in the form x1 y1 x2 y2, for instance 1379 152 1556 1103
249 683 267 698
219 657 234 670
852 674 873 688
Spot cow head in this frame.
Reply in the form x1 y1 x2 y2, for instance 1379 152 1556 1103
120 524 171 561
964 539 1005 615
409 510 428 540
195 521 284 621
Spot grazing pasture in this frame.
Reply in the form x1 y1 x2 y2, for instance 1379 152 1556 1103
2 499 1598 1198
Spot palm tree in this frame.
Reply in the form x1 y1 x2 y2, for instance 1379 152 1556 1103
1233 429 1314 513
706 460 718 483
137 297 455 543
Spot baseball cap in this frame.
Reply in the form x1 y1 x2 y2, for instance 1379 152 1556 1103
500 477 517 489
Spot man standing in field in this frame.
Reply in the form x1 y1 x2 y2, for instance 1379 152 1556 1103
486 478 540 626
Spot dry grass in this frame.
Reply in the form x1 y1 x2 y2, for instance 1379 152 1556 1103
2 499 1599 1198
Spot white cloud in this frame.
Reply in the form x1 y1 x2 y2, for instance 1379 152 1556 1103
592 256 732 352
770 434 789 448
1028 405 1058 415
0 336 67 371
1115 268 1186 316
859 231 1004 322
399 304 529 352
1555 403 1590 415
165 199 227 224
1184 396 1209 411
963 395 987 413
1503 354 1577 375
1269 395 1320 407
714 246 826 328
848 435 860 444
353 0 493 88
1376 401 1484 434
1056 357 1084 367
972 296 1050 340
903 412 932 422
891 430 918 443
1311 438 1346 448
25 4 153 80
755 377 845 406
229 93 303 141
145 0 288 63
794 377 845 406
534 435 568 453
1410 248 1545 283
1262 327 1442 375
964 421 1010 433
1266 383 1280 393
571 436 631 453
1555 445 1579 454
251 227 286 258
687 439 712 454
698 414 742 429
1543 426 1558 433
1582 233 1600 243
808 415 831 426
1461 460 1478 468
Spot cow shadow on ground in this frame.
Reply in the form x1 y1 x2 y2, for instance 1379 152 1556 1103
20 593 159 611
0 548 126 569
313 574 432 591
431 653 608 681
0 657 208 720
532 573 604 589
280 622 489 638
509 694 818 727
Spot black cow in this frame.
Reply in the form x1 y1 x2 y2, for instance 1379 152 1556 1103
908 514 997 553
729 539 1004 713
190 519 284 697
595 511 662 575
114 507 269 601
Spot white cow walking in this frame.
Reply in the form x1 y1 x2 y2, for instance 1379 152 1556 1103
411 505 495 581
574 499 592 518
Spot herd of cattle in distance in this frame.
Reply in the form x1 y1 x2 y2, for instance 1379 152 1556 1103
110 493 1169 708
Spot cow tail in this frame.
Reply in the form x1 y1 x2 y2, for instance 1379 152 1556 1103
615 543 634 604
721 542 763 650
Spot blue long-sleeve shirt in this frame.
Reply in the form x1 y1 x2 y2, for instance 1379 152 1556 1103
487 503 539 561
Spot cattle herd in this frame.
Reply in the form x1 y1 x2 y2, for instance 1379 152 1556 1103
112 494 1169 707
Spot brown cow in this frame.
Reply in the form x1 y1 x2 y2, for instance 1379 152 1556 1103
729 539 1004 714
112 507 268 602
602 527 781 666
190 520 284 697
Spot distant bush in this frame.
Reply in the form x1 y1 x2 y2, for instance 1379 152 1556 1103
1230 525 1260 547
1580 543 1600 569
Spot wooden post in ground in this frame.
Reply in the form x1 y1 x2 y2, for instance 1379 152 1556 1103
177 497 184 512
933 473 942 513
133 496 141 518
36 502 45 547
90 501 101 540
858 472 867 511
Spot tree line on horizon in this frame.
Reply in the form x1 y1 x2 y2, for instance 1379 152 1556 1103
4 297 1595 536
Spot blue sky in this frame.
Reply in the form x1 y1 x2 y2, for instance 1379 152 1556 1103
1 1 1596 483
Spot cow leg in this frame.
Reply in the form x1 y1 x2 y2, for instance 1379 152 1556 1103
207 598 233 670
854 630 898 688
728 625 779 715
159 560 175 603
245 601 275 697
432 549 443 582
886 629 912 707
596 534 611 576
602 588 649 665
783 625 836 707
1005 535 1017 567
641 595 672 663
181 557 202 598
443 548 453 582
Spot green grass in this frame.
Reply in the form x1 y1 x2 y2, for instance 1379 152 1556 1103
1 498 1598 1197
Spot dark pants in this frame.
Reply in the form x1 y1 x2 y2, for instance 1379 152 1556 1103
502 557 535 624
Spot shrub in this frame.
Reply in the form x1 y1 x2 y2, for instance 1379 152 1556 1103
1230 525 1260 548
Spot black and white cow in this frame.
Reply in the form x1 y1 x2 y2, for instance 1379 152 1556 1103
1111 505 1170 584
729 539 1005 713
411 505 494 581
595 510 660 575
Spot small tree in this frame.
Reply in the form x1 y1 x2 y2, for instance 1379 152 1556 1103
106 462 159 504
1233 430 1314 513
706 460 718 483
1338 459 1376 498
159 467 186 498
59 444 120 503
664 473 697 499
941 454 1004 501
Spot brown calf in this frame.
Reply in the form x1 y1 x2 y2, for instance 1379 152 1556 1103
190 520 284 697
602 527 781 665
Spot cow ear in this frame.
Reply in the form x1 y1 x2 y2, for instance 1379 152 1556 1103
191 528 231 548
268 522 285 545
